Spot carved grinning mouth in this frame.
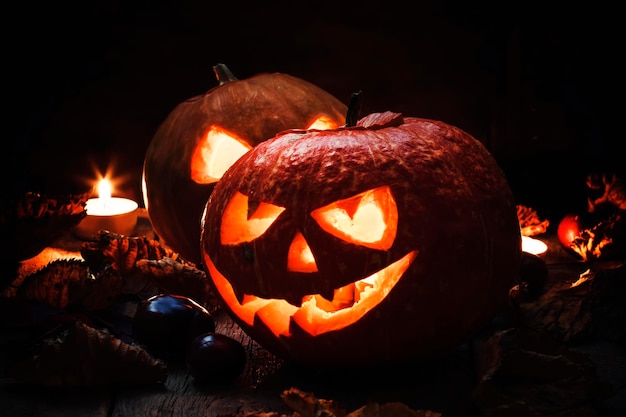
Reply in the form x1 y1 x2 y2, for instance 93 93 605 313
205 250 417 337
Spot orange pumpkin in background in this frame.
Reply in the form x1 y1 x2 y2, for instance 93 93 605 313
142 63 347 265
200 110 522 367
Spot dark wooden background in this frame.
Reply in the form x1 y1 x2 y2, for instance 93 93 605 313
6 0 623 220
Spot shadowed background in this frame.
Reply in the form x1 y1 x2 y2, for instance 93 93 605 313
6 1 622 222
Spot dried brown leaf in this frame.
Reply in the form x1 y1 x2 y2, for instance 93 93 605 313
509 273 593 343
472 328 608 417
7 320 167 387
280 388 440 417
13 250 219 312
2 191 88 264
570 213 625 261
517 204 550 237
134 257 221 313
15 192 88 220
233 413 296 417
509 265 626 343
586 172 626 212
588 265 626 344
15 258 124 310
347 403 441 417
281 387 346 417
80 230 194 275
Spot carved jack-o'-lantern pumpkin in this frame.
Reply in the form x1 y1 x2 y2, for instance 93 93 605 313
201 111 521 367
142 64 347 264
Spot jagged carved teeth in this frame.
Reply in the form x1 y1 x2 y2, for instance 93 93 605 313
233 285 335 307
234 279 370 311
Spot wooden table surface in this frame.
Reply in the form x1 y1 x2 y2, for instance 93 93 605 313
1 216 625 417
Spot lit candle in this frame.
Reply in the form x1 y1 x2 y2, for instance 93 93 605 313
521 236 548 256
74 178 138 240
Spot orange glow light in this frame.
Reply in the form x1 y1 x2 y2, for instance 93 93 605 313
522 236 548 255
306 115 341 130
220 191 286 244
311 186 398 250
191 126 253 184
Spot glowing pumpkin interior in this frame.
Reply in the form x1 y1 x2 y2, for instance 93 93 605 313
190 116 341 184
206 185 418 337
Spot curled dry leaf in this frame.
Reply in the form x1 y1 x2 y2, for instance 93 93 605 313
13 191 87 220
281 387 346 417
586 265 626 345
517 204 550 237
135 257 222 313
280 388 441 417
77 230 218 309
10 237 217 313
11 191 88 258
15 258 124 311
586 171 626 213
232 413 295 417
230 403 441 417
7 320 167 387
9 192 87 257
345 403 442 417
1 191 88 290
509 265 626 344
569 213 625 262
509 272 593 343
80 230 195 276
472 328 608 417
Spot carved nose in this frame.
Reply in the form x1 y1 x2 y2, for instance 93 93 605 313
287 231 318 273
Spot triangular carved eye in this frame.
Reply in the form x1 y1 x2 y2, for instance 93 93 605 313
221 191 285 244
310 186 397 250
191 126 253 184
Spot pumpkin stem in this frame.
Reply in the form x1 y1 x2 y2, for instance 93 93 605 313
213 63 238 85
345 90 363 127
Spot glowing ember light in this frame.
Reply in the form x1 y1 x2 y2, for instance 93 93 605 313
521 236 548 255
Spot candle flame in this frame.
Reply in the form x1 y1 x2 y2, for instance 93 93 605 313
97 179 113 200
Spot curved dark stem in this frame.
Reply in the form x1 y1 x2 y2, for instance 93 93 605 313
345 90 363 127
213 63 238 85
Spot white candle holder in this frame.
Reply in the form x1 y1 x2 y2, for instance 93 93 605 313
74 196 138 240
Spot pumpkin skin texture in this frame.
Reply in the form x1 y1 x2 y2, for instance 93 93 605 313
201 111 521 367
142 64 347 265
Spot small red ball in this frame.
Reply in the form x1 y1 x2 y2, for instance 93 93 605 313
557 213 584 250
